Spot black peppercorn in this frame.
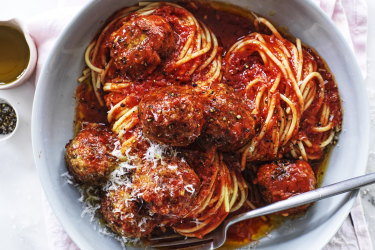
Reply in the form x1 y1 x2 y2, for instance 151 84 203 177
0 103 17 135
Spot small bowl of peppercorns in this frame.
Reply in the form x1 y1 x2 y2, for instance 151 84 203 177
0 98 18 142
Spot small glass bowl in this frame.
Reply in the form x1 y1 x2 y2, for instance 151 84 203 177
0 18 37 89
0 97 19 142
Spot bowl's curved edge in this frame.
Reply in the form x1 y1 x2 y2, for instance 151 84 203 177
31 1 104 250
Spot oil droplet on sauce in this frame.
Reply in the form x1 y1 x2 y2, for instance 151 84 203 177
0 26 30 85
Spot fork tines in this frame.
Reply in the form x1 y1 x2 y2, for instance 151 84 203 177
150 234 214 249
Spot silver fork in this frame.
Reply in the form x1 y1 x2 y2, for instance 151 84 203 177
150 172 375 249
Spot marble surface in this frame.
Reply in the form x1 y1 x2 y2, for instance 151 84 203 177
0 0 374 249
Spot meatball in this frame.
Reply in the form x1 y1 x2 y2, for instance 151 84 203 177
256 160 316 214
200 84 255 151
101 185 156 237
139 86 205 146
65 123 119 185
132 158 201 218
110 15 175 79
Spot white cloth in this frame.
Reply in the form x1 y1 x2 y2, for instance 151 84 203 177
42 194 79 250
323 197 373 250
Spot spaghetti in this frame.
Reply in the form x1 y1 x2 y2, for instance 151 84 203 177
65 1 343 246
77 1 243 239
223 17 342 166
80 1 222 152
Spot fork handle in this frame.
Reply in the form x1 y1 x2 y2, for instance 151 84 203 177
226 172 375 228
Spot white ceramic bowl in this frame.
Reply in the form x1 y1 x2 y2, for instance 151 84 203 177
31 0 370 249
0 18 37 89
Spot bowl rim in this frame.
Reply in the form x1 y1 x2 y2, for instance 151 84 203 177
31 0 370 249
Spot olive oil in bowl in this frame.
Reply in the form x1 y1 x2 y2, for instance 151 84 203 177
0 25 30 85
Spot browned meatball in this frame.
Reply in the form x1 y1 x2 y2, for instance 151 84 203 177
101 185 156 237
65 123 119 185
139 86 205 146
110 15 175 79
256 160 316 214
132 158 201 218
200 84 255 151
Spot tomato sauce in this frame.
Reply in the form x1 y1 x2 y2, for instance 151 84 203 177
75 82 107 133
73 1 342 246
183 1 341 246
181 1 256 50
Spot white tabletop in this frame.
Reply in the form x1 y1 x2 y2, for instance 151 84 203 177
1 0 374 249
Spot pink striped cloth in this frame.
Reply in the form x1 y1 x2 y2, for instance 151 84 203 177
313 0 367 77
28 0 370 249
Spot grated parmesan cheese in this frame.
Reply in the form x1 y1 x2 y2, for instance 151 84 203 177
62 170 143 249
142 138 182 167
184 184 196 195
61 135 193 249
61 171 75 186
111 140 125 159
